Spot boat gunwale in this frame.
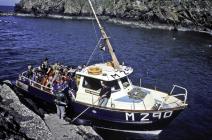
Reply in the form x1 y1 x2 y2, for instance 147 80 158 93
73 100 188 113
17 78 188 113
18 71 54 95
18 67 188 113
18 72 188 112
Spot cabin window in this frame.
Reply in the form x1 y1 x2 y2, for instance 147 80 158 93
121 77 130 89
107 80 120 91
83 77 102 91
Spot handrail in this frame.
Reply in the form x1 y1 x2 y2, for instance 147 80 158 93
19 72 53 94
170 85 187 103
158 84 188 110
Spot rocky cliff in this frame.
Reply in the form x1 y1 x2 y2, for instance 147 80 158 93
15 0 212 33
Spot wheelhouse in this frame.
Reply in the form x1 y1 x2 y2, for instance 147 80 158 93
75 63 187 111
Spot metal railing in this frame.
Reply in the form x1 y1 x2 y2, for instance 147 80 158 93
158 85 188 110
19 71 53 94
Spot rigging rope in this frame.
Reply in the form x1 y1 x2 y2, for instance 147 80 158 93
92 19 98 42
88 15 105 65
86 38 102 66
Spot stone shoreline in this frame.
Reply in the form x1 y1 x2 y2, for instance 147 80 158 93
0 81 103 140
1 12 211 35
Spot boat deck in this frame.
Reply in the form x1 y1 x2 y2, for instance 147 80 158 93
76 86 186 111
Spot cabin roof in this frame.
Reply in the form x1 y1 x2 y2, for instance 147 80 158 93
76 63 133 81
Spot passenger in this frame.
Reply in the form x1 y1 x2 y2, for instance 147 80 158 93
32 67 42 83
31 68 36 81
53 81 67 120
52 81 58 93
44 66 55 87
46 65 54 76
60 79 68 90
77 65 82 71
46 76 53 87
27 64 34 79
41 58 49 74
98 82 111 107
52 62 60 73
36 71 43 83
51 66 60 84
82 64 86 69
63 67 69 76
67 75 78 100
43 57 49 68
59 66 63 73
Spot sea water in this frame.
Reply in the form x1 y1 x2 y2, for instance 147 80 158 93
0 6 212 140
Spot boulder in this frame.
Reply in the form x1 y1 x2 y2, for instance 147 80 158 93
0 82 52 139
44 114 102 140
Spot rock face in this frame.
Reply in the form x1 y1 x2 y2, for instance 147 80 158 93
44 114 102 140
0 81 103 140
0 81 52 139
15 0 212 33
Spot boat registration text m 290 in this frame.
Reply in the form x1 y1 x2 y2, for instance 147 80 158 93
125 111 173 122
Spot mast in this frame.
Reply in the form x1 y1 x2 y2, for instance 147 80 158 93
88 0 120 70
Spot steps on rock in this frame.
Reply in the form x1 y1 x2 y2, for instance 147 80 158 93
44 114 102 140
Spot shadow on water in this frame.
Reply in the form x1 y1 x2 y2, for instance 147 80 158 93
95 128 159 140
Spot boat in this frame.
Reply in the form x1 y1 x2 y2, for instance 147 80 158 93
16 0 188 136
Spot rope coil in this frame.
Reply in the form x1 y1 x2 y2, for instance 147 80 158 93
87 67 102 75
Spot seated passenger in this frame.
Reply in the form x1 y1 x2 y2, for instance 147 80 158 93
52 80 62 94
45 76 53 87
36 71 43 83
46 65 54 76
43 66 55 87
63 67 69 76
52 62 60 71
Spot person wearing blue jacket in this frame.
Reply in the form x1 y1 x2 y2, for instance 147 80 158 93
52 81 67 120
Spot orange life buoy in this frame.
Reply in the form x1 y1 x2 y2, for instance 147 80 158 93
87 67 102 75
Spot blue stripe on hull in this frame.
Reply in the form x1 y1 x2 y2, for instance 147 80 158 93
71 101 183 131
